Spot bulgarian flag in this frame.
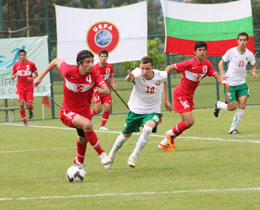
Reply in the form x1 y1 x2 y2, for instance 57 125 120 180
161 0 254 56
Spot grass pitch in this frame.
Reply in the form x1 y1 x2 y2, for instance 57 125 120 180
0 106 260 210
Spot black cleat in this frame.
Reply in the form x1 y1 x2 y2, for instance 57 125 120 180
229 129 241 134
214 102 220 118
29 111 34 119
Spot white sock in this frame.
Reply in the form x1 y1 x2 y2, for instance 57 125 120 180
217 101 228 110
131 126 152 158
229 108 245 132
109 133 128 160
160 138 168 145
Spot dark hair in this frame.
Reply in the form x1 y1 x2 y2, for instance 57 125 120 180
99 49 109 57
194 41 207 51
237 32 249 40
18 49 26 55
76 50 94 65
140 56 153 66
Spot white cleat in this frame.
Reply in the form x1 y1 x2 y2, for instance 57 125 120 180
99 152 111 168
99 126 109 131
127 156 136 168
73 156 86 170
104 161 113 170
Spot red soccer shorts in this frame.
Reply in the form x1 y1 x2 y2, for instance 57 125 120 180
60 108 92 128
16 88 34 103
173 93 194 113
93 92 113 104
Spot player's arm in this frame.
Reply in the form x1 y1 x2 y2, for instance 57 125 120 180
27 71 39 82
34 58 63 87
218 60 226 79
214 73 230 91
165 64 177 75
249 65 257 78
163 81 172 112
110 75 117 90
125 70 135 82
95 83 110 96
11 72 17 80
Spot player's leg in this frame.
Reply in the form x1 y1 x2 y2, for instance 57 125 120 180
100 102 111 130
91 93 102 117
25 89 34 119
17 89 28 126
73 129 87 168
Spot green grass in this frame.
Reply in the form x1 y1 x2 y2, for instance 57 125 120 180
0 106 260 209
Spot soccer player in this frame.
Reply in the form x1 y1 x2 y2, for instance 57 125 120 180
11 49 38 126
34 50 111 170
159 41 230 151
105 56 172 169
214 32 257 134
91 50 116 130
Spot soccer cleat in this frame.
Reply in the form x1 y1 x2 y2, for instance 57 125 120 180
29 111 34 120
214 102 220 118
104 160 113 170
23 123 29 127
166 132 176 149
229 129 241 134
99 126 109 131
127 156 136 168
158 144 175 152
99 152 111 166
73 156 85 169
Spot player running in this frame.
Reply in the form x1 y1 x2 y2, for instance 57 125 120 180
34 50 111 170
106 56 172 169
159 41 230 151
11 49 38 126
91 50 116 130
214 32 257 134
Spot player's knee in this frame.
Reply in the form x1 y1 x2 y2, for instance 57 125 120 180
78 136 87 144
95 107 102 114
82 123 92 131
186 119 194 128
228 104 237 111
238 104 246 110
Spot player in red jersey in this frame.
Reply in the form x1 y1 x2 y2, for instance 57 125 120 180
34 50 112 170
11 49 38 126
91 50 116 131
158 41 230 151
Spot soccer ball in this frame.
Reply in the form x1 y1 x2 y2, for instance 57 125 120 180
66 165 86 183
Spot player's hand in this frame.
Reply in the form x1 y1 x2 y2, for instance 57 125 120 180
95 87 104 93
112 84 117 90
127 70 135 80
221 74 228 80
250 71 257 78
224 83 230 91
34 77 42 87
27 77 33 82
165 101 172 113
11 73 17 80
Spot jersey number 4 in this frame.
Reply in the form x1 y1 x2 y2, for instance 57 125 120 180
146 86 154 94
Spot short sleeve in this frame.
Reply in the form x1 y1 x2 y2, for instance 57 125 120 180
175 60 190 73
59 62 70 77
93 68 105 86
12 63 17 74
31 62 37 72
132 68 142 78
222 49 232 62
248 52 256 66
206 61 217 77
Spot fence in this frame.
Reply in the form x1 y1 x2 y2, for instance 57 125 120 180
0 1 259 123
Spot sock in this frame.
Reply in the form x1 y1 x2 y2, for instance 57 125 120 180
229 108 245 132
109 133 129 159
217 101 228 110
28 105 34 112
91 109 97 116
172 121 188 137
160 138 168 145
84 131 104 155
131 126 152 158
100 111 110 127
76 140 87 163
20 109 27 123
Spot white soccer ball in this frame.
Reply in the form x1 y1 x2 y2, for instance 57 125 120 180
66 165 86 183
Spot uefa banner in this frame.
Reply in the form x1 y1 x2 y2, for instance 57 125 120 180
0 36 50 99
55 2 147 64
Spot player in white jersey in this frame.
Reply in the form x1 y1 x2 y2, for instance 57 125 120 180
105 56 172 169
214 32 257 134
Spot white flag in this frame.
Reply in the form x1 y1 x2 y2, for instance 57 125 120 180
55 2 147 64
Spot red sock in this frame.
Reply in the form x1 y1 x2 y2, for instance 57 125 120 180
101 111 110 127
91 109 97 116
77 140 87 163
84 131 104 155
20 110 27 123
173 121 188 137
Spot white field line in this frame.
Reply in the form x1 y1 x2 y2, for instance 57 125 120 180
1 123 260 144
0 187 260 201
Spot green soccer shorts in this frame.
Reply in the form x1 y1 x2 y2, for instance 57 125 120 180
224 83 250 103
122 111 162 134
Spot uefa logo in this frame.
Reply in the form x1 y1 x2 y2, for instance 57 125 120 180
86 21 120 54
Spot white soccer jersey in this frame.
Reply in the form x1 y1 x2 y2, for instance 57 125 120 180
128 68 168 114
222 47 256 86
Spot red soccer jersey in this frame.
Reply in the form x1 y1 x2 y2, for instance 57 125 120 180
60 62 105 113
93 63 113 88
174 57 217 98
12 60 37 89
